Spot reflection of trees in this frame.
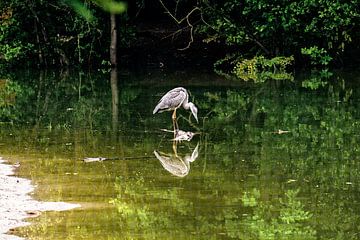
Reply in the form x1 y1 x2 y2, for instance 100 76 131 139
0 71 111 128
198 77 360 238
110 175 193 239
0 78 33 122
0 70 144 130
239 189 315 240
110 168 315 239
2 70 360 239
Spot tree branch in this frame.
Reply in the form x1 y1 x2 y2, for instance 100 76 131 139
247 34 271 55
158 0 201 50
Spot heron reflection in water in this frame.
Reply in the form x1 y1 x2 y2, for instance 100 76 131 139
154 141 199 177
153 87 198 133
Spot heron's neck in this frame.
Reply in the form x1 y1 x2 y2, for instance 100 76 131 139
183 101 191 110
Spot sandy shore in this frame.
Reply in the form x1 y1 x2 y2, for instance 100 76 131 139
0 157 80 240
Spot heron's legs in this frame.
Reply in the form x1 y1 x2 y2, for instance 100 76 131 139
174 119 179 131
172 109 179 136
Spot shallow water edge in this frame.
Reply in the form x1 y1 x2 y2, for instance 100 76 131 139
0 157 80 240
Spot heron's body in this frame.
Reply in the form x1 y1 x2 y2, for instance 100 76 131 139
153 87 189 114
153 87 198 131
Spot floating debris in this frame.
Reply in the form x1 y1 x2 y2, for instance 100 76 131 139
83 157 108 163
83 156 151 163
272 129 290 134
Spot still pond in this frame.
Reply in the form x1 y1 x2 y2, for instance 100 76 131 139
0 69 360 239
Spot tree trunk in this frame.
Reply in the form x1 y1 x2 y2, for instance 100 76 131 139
110 68 119 133
110 13 117 67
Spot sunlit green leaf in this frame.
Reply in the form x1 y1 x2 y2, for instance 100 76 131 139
93 0 127 14
63 0 94 22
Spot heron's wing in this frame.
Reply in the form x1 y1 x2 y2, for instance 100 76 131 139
153 88 187 114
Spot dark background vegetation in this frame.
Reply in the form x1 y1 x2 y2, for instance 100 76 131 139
1 0 359 71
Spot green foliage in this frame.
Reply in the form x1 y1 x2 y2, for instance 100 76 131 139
64 0 95 22
0 1 100 66
93 0 126 14
301 46 333 67
0 7 33 64
64 0 126 22
0 0 130 67
199 0 359 67
233 56 294 82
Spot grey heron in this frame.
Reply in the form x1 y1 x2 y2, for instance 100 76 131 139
153 87 198 131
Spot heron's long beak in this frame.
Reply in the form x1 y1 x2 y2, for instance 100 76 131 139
193 113 198 123
190 105 198 123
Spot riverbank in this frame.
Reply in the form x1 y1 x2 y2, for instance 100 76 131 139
0 157 80 240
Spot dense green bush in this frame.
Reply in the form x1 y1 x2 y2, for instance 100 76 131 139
1 0 103 67
0 0 130 68
198 0 359 67
1 0 359 69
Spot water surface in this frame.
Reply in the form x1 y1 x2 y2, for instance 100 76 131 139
1 69 360 239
